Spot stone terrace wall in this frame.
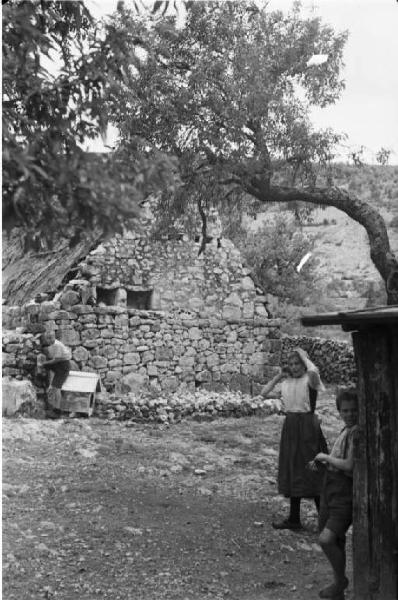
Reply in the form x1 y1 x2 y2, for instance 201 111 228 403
2 302 282 394
281 335 356 385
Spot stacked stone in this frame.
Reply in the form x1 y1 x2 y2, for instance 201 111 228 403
2 330 42 380
78 231 151 290
2 305 28 330
76 232 269 317
2 301 281 394
281 335 356 384
94 389 280 423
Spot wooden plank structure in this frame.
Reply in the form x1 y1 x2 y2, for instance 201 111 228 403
301 306 398 600
59 371 102 416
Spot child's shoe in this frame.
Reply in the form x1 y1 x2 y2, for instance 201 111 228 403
272 518 303 530
319 576 349 598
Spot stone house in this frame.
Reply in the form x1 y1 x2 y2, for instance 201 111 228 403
3 212 282 394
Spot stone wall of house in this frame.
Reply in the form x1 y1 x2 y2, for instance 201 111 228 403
2 232 269 330
2 302 282 394
281 335 356 385
76 229 269 318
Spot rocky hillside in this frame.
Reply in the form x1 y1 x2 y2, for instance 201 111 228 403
247 164 398 338
304 164 398 309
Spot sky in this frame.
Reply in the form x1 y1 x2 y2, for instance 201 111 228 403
85 0 398 164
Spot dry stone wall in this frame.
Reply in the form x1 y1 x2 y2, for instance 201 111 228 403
2 330 40 380
77 229 269 318
2 302 282 394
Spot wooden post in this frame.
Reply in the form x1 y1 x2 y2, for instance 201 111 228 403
352 325 398 600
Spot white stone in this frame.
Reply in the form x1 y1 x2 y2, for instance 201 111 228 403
124 353 140 365
188 327 201 340
121 372 148 393
224 292 243 307
222 306 242 321
2 377 37 416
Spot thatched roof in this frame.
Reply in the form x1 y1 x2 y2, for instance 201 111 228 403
2 229 102 305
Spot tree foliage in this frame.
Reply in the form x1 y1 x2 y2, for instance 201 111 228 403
376 147 392 167
104 1 398 303
3 1 397 303
238 216 318 305
107 1 346 189
2 0 177 249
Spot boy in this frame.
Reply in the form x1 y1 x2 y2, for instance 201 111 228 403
308 388 358 599
40 331 72 411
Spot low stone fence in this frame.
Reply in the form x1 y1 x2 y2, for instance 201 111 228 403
281 335 356 385
2 301 282 394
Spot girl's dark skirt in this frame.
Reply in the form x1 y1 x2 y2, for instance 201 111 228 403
278 412 328 498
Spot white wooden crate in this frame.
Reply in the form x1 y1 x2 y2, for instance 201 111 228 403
60 371 102 416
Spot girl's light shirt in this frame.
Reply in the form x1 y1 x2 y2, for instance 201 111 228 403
281 373 312 413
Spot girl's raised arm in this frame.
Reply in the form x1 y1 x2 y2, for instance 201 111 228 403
260 368 285 397
295 348 325 391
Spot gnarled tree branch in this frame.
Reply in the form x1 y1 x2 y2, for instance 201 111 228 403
240 180 398 305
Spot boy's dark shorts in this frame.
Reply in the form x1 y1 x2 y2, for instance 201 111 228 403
319 471 353 538
45 360 71 389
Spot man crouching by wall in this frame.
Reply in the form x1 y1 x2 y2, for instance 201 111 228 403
40 331 71 414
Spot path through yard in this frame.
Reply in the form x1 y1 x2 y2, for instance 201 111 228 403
3 390 354 600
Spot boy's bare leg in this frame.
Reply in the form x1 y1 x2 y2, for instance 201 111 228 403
319 528 348 597
47 386 62 410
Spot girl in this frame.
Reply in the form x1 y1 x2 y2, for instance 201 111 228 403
261 347 328 529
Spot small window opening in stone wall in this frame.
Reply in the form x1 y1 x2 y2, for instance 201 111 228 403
96 287 118 306
127 290 153 310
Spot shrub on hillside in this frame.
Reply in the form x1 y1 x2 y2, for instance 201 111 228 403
237 216 320 306
389 216 398 229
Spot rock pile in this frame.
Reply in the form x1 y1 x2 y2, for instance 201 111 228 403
281 335 356 384
2 330 41 380
94 389 281 423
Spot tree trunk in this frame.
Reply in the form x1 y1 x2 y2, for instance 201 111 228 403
242 182 398 305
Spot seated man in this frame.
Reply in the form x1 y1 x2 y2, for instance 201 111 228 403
41 332 71 412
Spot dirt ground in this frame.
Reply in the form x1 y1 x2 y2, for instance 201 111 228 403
2 389 354 600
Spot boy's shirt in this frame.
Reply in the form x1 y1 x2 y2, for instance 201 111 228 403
45 340 72 361
328 425 358 477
